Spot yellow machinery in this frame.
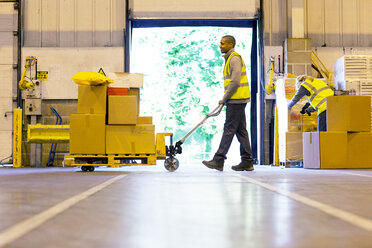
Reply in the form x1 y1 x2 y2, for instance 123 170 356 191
311 51 334 82
13 56 38 167
27 124 70 143
12 109 22 168
14 56 71 167
19 56 37 90
265 56 277 95
265 57 280 166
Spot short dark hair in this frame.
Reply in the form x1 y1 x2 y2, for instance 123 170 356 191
222 35 236 47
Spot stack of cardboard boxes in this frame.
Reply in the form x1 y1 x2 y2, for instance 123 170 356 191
303 95 372 169
70 73 155 155
284 38 312 76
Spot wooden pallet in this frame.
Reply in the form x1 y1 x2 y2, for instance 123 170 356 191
280 160 303 168
64 154 158 168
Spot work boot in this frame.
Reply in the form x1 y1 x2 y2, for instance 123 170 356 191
202 160 224 171
231 161 254 171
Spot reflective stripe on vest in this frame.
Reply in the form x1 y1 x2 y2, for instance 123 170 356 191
301 78 334 115
223 51 250 100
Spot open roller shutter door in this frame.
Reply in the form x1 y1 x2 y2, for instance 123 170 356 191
0 2 17 160
130 0 259 19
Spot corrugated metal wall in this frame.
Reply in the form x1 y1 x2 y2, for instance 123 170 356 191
0 2 17 160
264 0 372 47
23 0 259 47
23 0 126 47
130 0 258 18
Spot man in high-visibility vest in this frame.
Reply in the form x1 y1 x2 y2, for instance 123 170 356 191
288 75 334 131
202 35 254 172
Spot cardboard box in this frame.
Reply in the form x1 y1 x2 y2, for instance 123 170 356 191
347 132 372 168
107 88 128 96
137 116 152 124
286 38 312 52
106 124 155 154
327 95 371 132
286 132 303 160
288 101 318 132
78 85 107 114
70 114 106 154
107 72 143 88
286 63 312 76
129 88 140 115
287 51 312 63
108 95 138 124
303 132 347 169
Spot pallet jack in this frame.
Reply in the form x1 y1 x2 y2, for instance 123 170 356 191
164 104 224 171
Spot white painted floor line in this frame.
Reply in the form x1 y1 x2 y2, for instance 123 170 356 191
339 172 372 178
234 174 372 233
0 175 126 248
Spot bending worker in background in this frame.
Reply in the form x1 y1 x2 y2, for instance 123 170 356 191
288 75 334 131
202 35 254 172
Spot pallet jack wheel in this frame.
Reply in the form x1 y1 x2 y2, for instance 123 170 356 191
164 157 179 172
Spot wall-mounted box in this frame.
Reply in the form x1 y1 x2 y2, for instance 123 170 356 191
24 99 42 115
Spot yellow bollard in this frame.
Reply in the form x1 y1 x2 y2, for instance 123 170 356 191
13 108 22 168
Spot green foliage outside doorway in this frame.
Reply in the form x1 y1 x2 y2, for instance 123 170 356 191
131 27 252 164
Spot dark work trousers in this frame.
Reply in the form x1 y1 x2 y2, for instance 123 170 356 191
318 110 327 131
213 103 253 162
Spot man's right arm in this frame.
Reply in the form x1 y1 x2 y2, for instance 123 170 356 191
288 86 310 109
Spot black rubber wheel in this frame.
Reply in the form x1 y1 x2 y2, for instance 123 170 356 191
81 166 88 172
88 166 95 172
164 157 179 172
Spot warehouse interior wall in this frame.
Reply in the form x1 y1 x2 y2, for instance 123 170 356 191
0 2 18 161
9 0 261 165
2 0 372 164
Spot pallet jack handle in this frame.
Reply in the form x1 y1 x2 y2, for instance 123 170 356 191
178 104 224 145
166 104 223 159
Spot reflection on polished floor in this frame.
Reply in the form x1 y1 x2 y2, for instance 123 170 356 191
0 164 372 248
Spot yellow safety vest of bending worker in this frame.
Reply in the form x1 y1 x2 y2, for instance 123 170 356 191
301 78 334 115
223 51 250 100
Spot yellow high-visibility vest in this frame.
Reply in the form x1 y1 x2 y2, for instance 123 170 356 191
223 51 250 100
301 78 334 115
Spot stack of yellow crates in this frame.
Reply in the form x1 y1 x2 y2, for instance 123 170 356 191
70 73 155 156
303 95 372 169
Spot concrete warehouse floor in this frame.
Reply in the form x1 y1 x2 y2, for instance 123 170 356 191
0 164 372 248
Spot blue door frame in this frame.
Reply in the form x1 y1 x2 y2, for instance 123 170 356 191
125 19 260 163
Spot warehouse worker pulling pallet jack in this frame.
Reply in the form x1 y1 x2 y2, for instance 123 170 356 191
168 35 254 172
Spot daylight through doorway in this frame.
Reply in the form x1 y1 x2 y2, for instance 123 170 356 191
130 26 253 165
